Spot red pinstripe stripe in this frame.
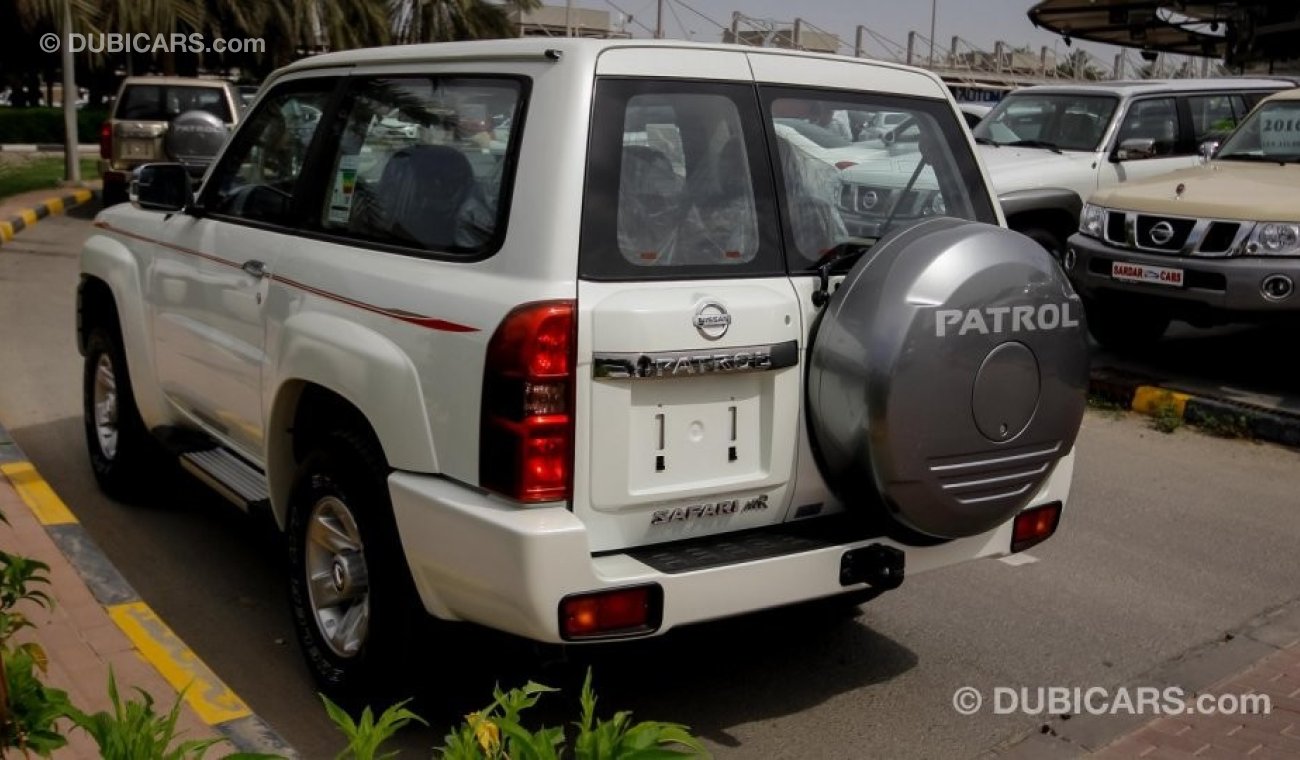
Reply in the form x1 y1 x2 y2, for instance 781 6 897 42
92 221 479 333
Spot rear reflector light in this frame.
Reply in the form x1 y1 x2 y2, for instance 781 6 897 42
99 121 112 159
1011 501 1062 553
560 585 663 640
480 301 575 503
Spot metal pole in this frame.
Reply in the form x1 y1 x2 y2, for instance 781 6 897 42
855 25 865 57
793 18 802 50
61 0 79 184
928 0 937 67
565 0 573 36
906 31 916 66
655 0 664 38
730 11 741 44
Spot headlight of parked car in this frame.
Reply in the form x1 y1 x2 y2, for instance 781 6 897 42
1247 223 1300 256
1079 203 1106 238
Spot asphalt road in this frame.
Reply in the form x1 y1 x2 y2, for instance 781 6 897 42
2 210 1299 759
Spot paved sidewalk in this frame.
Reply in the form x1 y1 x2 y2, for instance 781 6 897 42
0 468 220 758
0 430 293 757
1092 643 1300 759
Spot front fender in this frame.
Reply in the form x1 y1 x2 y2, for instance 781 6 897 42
998 188 1084 221
78 227 168 428
266 311 438 523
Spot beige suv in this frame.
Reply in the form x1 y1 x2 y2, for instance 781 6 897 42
99 76 242 206
1066 88 1300 349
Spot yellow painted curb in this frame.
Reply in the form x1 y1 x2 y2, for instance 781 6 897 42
1131 386 1191 417
19 208 38 226
0 461 78 525
107 602 252 725
0 221 12 243
72 189 92 204
44 197 65 215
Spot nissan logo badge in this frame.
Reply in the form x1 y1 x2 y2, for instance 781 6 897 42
1149 221 1176 246
693 301 731 339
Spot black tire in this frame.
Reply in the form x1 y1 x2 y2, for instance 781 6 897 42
1084 297 1170 353
1020 225 1065 260
287 429 422 701
82 324 157 498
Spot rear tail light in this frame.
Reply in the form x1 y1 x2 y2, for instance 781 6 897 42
480 300 575 503
560 585 662 640
1011 501 1062 553
99 121 112 159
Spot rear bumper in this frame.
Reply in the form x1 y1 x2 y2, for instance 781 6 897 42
1066 233 1300 317
388 452 1074 643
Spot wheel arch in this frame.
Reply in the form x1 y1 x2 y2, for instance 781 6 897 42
999 189 1084 252
265 313 440 528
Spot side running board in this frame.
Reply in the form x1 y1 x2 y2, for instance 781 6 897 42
179 448 270 511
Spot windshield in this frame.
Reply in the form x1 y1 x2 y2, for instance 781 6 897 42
973 93 1118 152
1217 100 1300 163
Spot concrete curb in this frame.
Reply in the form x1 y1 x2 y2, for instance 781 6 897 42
0 187 100 247
0 423 296 757
1089 366 1300 448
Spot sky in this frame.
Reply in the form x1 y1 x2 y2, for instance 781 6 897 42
572 0 1195 74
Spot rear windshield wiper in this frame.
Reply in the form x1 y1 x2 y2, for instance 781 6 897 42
1005 139 1063 154
812 240 874 307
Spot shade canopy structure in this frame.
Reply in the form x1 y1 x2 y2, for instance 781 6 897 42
1027 1 1300 66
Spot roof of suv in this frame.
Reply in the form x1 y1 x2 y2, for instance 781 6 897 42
278 37 932 78
1005 78 1290 98
117 76 234 88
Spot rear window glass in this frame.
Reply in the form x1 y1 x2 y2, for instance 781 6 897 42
115 84 232 122
763 89 999 270
580 79 783 280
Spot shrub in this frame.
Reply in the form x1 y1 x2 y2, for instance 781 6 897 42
0 108 109 144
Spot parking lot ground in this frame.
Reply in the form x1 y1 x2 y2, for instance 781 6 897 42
989 601 1300 758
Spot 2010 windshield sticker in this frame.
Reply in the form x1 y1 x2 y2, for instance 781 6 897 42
327 154 359 224
1261 108 1300 156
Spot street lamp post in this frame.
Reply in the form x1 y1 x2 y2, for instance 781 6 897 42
61 0 79 184
928 0 937 67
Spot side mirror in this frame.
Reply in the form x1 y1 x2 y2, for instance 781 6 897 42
1112 137 1157 162
1199 139 1220 164
130 163 192 213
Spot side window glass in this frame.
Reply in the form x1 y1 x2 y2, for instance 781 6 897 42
321 77 524 255
1117 98 1179 155
204 81 333 225
1188 95 1240 143
617 92 759 266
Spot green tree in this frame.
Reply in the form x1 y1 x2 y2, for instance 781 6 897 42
392 0 542 45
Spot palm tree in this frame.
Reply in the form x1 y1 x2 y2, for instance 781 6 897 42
392 0 540 45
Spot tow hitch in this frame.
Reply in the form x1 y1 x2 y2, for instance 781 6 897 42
839 544 905 589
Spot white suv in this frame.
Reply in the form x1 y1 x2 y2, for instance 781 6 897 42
77 39 1088 696
972 79 1288 256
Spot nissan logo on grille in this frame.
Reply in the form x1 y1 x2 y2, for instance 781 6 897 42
1148 221 1176 246
693 301 731 339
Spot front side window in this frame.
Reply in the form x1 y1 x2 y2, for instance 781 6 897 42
1115 97 1180 155
767 89 998 268
973 93 1118 152
319 76 525 256
580 79 783 280
202 79 334 226
1218 99 1300 163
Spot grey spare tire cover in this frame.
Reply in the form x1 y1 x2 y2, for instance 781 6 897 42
165 110 227 170
808 217 1088 539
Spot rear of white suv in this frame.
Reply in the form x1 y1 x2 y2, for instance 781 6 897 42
79 39 1088 698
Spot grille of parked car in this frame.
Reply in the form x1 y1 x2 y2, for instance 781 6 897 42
1100 211 1251 257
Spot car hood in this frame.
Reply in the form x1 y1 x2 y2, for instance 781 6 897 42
1091 162 1300 222
978 145 1097 197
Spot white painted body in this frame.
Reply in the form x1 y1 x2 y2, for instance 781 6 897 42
80 38 1076 644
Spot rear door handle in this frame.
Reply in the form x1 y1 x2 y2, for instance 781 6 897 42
241 259 268 279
